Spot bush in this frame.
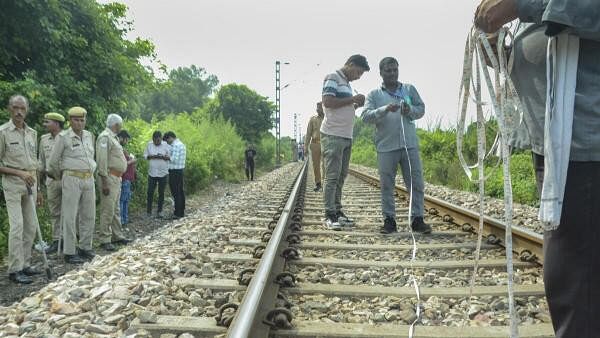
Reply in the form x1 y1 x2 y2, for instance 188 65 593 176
124 112 246 209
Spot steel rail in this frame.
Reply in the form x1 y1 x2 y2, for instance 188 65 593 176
227 162 307 338
348 168 544 264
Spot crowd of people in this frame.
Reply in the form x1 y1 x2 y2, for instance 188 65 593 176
0 99 187 284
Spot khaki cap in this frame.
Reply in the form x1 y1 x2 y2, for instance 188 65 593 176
44 112 65 123
68 106 87 118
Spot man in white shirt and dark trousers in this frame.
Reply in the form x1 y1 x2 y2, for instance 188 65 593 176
143 131 170 219
321 54 369 230
164 131 186 219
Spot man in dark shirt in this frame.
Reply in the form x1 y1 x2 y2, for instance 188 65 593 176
244 144 256 181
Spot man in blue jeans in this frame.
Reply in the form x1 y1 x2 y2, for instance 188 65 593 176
362 57 431 234
321 54 369 230
118 130 136 227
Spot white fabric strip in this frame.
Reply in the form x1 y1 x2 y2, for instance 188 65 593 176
539 33 579 230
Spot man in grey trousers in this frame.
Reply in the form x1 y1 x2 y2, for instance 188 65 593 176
321 54 369 231
362 57 431 234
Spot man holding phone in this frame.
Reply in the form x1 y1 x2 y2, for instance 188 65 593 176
144 131 170 219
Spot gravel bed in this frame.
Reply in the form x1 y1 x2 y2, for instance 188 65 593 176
352 164 543 235
289 265 543 287
299 247 506 261
0 164 301 337
288 293 550 326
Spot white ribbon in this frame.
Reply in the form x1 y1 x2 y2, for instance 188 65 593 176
539 33 579 230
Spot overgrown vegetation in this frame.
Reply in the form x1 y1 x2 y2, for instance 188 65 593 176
0 1 282 259
351 118 539 206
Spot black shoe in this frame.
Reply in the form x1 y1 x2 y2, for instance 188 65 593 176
64 254 84 264
45 240 59 254
313 183 322 192
9 271 33 284
113 238 132 245
78 249 96 260
411 217 432 234
380 217 397 234
101 243 117 251
22 266 41 276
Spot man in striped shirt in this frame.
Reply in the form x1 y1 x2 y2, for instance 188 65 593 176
164 131 186 219
321 54 370 231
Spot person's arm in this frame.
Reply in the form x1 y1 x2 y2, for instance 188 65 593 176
404 85 426 121
361 91 394 124
305 120 313 149
321 74 364 109
96 135 110 195
143 144 151 160
541 0 600 40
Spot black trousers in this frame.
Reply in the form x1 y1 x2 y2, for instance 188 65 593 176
147 175 167 214
169 169 185 217
538 160 600 338
245 159 255 180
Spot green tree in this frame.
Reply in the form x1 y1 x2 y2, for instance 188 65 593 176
0 0 155 132
140 65 218 121
202 84 274 143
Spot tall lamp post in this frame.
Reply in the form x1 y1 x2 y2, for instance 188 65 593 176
275 60 289 167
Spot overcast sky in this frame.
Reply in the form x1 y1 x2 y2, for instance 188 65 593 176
111 0 481 137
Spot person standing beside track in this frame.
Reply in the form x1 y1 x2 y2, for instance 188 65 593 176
361 57 431 235
144 131 170 219
305 102 325 192
0 95 42 284
38 112 65 254
320 54 369 231
475 0 600 337
48 107 96 264
164 131 186 219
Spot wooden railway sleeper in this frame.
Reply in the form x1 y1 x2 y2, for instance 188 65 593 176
237 268 255 286
215 303 239 327
275 272 297 287
263 308 294 330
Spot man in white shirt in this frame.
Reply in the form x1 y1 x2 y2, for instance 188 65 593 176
143 131 170 218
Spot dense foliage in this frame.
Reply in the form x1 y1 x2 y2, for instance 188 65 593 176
0 0 155 132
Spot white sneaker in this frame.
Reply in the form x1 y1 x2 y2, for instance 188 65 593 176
324 217 342 231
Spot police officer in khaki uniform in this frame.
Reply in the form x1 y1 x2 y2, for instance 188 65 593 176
48 107 96 264
0 95 41 284
38 112 65 254
96 114 130 252
304 102 325 192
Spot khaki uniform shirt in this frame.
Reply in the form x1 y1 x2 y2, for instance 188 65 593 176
305 114 323 149
38 132 59 184
48 128 96 178
96 128 126 177
0 120 38 171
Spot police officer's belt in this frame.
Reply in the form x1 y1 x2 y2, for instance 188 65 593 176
109 169 123 177
65 170 93 179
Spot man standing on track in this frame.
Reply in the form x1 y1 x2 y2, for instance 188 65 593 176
361 57 431 235
305 102 325 192
320 54 369 231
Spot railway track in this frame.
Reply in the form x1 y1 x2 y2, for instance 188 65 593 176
131 162 553 338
